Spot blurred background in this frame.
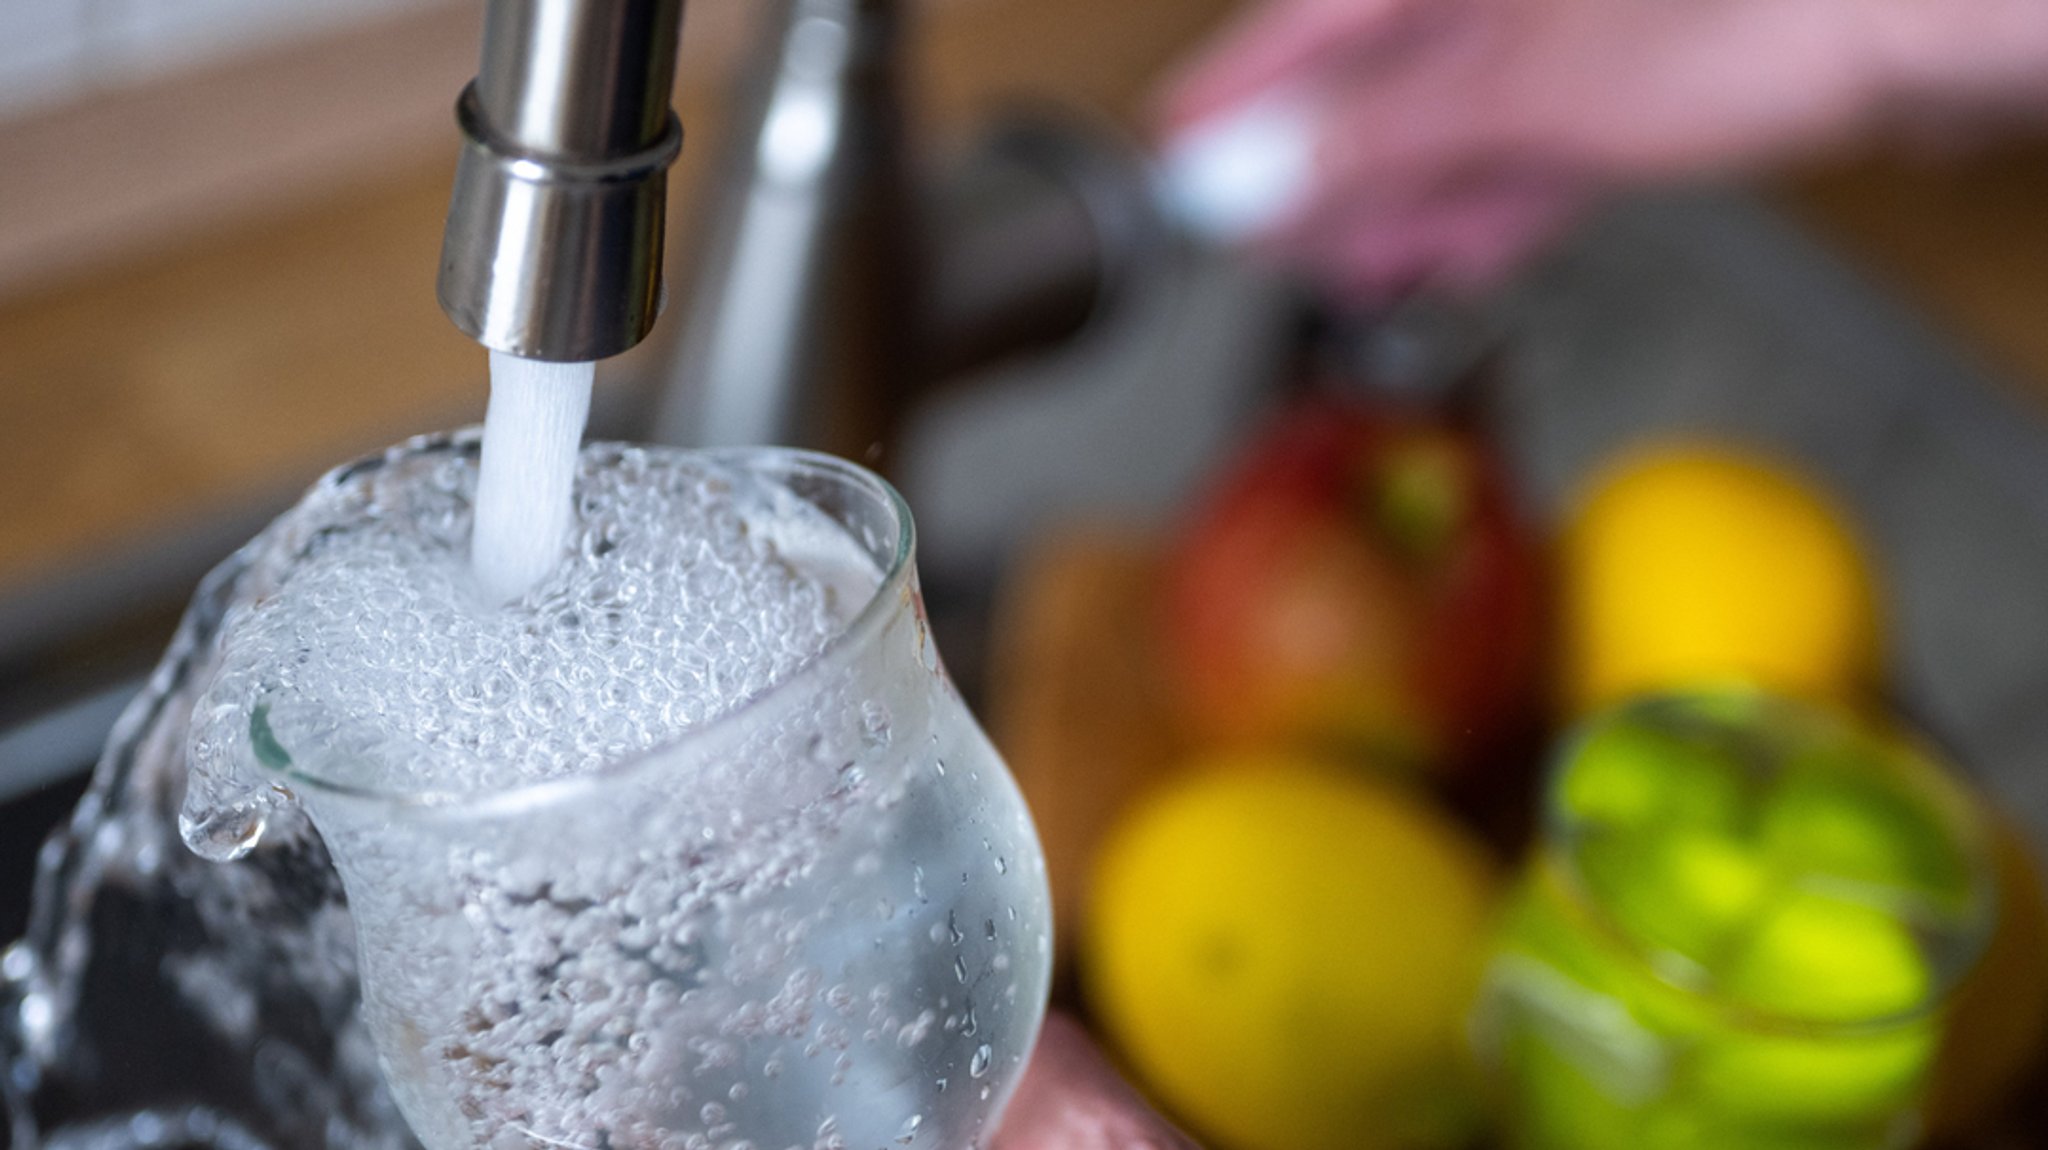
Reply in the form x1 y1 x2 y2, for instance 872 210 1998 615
8 0 2048 1147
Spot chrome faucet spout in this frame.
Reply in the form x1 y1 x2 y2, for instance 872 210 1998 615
438 0 687 362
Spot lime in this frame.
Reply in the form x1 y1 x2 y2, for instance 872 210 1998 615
1574 829 1773 969
1761 743 1975 906
1721 891 1931 1024
1560 716 1747 834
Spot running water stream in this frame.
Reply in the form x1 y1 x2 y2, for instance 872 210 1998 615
471 354 594 604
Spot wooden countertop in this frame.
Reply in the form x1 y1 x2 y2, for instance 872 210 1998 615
1 0 2045 597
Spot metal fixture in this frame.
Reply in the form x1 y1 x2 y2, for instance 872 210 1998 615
437 0 687 362
644 0 1156 460
649 0 909 454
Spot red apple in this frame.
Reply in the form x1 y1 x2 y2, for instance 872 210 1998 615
1164 394 1544 775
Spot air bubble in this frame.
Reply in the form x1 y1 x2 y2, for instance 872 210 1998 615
183 446 847 805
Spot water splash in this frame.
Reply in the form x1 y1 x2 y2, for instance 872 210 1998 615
0 440 499 1150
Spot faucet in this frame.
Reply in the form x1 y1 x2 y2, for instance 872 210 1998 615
643 0 1155 461
434 0 1156 455
436 0 687 363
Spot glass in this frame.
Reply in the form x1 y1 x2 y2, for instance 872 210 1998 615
1472 689 1994 1150
238 447 1053 1150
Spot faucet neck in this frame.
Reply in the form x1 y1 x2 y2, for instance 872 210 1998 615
438 0 689 362
476 0 683 160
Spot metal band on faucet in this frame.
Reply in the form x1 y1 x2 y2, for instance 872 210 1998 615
437 0 687 363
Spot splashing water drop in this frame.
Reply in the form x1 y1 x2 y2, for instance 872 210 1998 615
177 801 271 862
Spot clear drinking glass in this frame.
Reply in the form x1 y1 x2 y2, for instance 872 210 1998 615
244 448 1053 1150
1472 689 1994 1150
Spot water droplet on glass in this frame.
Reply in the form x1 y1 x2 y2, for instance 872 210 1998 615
178 803 269 862
946 911 963 945
895 1114 923 1144
860 701 892 749
952 956 968 983
19 990 55 1043
897 1009 936 1048
969 1044 993 1078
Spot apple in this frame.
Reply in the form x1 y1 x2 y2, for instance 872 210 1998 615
1163 394 1543 775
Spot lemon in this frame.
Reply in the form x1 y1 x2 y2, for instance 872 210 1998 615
1083 755 1498 1150
1559 444 1879 716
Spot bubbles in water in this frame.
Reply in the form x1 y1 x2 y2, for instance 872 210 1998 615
183 444 851 818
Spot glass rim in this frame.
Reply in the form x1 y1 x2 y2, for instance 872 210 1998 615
1537 686 1999 1035
256 440 919 817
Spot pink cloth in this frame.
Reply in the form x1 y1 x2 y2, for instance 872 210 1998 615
991 1015 1201 1150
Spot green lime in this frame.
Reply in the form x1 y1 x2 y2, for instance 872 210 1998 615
1574 828 1773 968
1559 717 1749 835
1761 745 1974 906
1688 1019 1934 1125
1721 891 1931 1023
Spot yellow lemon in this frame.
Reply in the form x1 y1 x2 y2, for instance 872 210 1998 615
1083 755 1499 1150
1560 443 1879 716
